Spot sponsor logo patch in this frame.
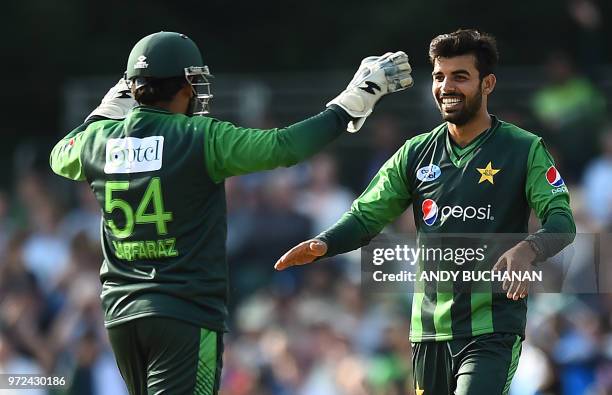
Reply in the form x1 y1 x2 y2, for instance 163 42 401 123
422 199 438 226
546 166 568 194
416 164 442 182
546 166 565 187
134 55 149 69
422 199 494 226
104 136 164 174
359 81 381 94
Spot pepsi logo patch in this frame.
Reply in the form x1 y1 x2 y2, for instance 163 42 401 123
546 166 565 187
422 199 438 226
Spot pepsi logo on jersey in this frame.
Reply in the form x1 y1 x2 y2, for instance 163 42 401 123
546 166 568 195
422 199 439 225
422 198 494 226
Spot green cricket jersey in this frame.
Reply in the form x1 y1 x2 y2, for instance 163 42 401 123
318 116 575 342
50 105 349 331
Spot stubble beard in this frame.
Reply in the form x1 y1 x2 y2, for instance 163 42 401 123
438 89 483 126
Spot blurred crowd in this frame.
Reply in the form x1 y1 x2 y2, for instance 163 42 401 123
2 5 612 392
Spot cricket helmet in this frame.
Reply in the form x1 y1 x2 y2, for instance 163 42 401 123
126 31 213 115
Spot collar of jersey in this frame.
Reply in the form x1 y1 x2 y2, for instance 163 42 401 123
444 115 500 167
133 105 173 115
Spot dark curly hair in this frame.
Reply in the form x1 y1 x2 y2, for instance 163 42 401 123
132 76 188 105
429 29 499 79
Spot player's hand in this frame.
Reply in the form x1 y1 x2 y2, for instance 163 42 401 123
85 76 137 122
328 51 414 133
274 239 328 271
492 241 537 300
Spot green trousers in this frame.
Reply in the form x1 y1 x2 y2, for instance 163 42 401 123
412 333 522 395
107 317 223 395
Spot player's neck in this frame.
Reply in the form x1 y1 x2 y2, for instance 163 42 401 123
152 90 190 114
151 100 188 114
447 111 492 148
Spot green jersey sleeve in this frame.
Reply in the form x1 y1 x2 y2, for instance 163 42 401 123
524 139 576 258
49 123 91 181
317 142 412 257
203 108 348 183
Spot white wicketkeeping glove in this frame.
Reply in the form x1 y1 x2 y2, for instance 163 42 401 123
85 77 137 122
328 51 413 132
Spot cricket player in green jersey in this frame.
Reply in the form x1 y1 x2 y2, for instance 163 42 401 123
49 31 414 395
275 29 576 395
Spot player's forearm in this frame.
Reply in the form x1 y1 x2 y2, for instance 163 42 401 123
525 209 576 260
316 212 374 258
205 106 351 181
316 144 412 258
271 106 350 165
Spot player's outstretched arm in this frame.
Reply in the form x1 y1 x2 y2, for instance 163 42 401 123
275 143 412 271
203 52 414 182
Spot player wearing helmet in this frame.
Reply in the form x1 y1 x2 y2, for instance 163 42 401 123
125 32 213 116
50 31 414 395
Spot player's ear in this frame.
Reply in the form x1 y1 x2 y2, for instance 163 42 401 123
482 74 496 96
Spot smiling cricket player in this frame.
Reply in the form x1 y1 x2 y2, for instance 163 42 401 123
275 29 576 395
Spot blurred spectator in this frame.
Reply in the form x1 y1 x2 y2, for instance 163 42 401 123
551 308 601 394
0 330 45 395
582 127 612 231
364 115 402 186
226 177 258 257
59 183 102 244
67 329 128 395
595 332 612 394
0 190 15 257
229 170 312 301
367 318 413 395
298 323 367 395
531 51 606 181
0 232 54 373
511 342 554 395
48 232 105 356
332 280 394 355
15 172 71 294
296 154 354 234
567 0 604 77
